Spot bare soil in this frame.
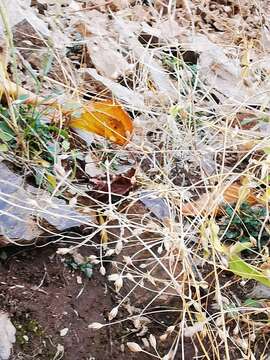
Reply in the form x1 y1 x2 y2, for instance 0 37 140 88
1 243 266 360
0 245 151 360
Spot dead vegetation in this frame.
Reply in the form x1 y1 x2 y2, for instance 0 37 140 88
1 0 270 359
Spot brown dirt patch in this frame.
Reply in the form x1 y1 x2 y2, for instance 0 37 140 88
0 245 151 360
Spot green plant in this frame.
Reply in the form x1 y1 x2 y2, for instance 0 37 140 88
0 103 69 161
163 53 198 86
65 258 93 279
0 103 73 191
15 318 44 346
219 202 269 249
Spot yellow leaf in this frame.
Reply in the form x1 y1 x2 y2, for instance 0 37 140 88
98 213 108 246
68 99 133 145
259 187 270 204
240 39 253 79
46 174 57 189
0 46 133 145
200 219 225 254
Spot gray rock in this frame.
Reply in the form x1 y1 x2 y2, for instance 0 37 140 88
0 162 92 246
248 283 270 299
0 311 16 360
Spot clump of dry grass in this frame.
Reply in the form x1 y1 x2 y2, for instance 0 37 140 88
1 1 270 359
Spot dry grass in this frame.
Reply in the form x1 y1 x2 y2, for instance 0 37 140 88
1 1 270 359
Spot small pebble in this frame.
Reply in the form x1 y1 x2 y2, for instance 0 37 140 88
60 328 69 337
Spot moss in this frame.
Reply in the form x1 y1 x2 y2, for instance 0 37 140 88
15 318 44 347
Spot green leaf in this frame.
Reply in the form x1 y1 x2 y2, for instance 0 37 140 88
229 241 252 255
62 139 70 151
169 105 180 118
225 206 234 216
13 94 30 104
80 263 93 278
263 147 270 155
229 254 270 287
0 121 15 142
225 230 239 239
243 298 262 308
0 144 8 152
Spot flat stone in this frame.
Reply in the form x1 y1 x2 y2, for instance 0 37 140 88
0 161 92 246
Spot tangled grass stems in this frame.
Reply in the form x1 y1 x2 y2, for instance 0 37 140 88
1 1 270 358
